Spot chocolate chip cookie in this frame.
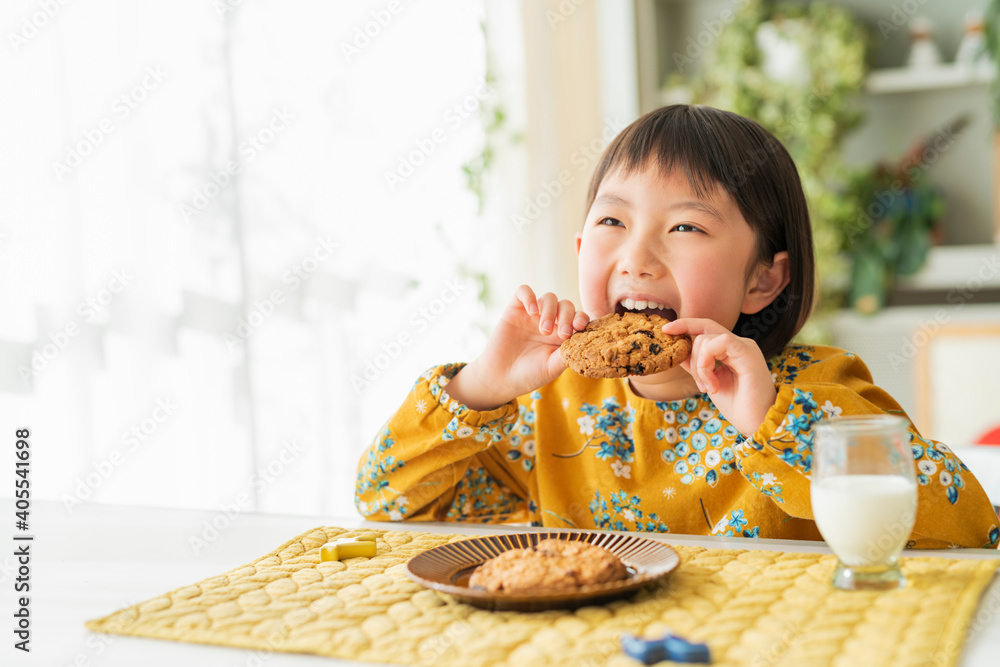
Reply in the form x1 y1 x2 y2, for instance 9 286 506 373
560 312 692 379
468 539 628 592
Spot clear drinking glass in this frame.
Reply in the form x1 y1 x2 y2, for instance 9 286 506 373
811 415 917 590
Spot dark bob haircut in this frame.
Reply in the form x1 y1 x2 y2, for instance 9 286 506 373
584 104 815 359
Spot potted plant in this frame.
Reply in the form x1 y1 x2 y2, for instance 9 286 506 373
984 0 1000 242
838 115 969 313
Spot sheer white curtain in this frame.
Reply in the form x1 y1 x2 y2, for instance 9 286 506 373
0 0 510 519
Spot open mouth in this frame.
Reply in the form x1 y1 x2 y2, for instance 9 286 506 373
614 298 677 322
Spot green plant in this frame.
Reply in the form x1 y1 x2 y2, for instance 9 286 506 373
455 20 522 314
985 1 1000 125
461 66 506 217
462 21 520 218
688 0 869 335
835 115 966 314
839 169 942 314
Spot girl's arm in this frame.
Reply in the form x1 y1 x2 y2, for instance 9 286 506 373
354 363 534 523
356 285 586 524
737 346 1000 549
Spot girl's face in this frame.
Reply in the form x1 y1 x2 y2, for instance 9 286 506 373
577 164 769 332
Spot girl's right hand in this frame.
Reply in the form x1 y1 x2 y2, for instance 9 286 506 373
446 285 590 410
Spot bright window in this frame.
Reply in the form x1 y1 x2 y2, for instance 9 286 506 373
0 0 495 521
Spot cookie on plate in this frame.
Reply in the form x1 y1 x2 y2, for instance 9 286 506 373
468 539 628 592
559 312 692 379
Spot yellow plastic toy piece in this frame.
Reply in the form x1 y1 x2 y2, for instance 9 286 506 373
320 535 377 561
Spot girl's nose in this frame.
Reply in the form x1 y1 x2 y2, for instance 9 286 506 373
619 236 665 279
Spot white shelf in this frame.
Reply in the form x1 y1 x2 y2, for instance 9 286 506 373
866 62 996 94
893 244 1000 291
660 63 996 101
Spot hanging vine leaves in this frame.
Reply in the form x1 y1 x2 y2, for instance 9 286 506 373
690 0 870 325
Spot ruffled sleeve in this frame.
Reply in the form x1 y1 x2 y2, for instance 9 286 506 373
354 363 534 523
735 346 1000 549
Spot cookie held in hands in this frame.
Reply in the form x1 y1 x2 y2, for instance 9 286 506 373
559 312 692 379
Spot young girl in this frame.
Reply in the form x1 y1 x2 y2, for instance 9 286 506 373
355 104 999 549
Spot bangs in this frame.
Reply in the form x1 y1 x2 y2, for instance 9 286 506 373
585 105 782 225
593 108 724 201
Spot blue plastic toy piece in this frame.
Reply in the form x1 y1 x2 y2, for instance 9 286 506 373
621 632 711 664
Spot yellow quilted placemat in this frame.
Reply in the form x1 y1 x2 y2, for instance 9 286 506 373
86 526 998 667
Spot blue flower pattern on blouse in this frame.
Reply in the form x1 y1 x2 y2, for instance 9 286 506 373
760 388 823 475
355 426 408 519
590 490 669 532
910 433 973 508
357 347 1000 548
655 396 740 489
712 509 761 538
446 464 522 523
564 397 636 463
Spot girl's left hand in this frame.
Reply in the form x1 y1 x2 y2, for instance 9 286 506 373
661 318 776 437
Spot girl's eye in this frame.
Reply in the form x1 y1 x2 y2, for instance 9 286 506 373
598 217 624 228
671 223 701 233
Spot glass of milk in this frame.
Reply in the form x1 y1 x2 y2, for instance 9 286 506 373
811 415 917 590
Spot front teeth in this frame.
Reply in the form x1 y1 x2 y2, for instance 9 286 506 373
620 298 666 311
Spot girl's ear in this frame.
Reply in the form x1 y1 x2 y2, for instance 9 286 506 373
575 232 583 256
741 251 790 314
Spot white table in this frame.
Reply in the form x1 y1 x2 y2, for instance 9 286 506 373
3 500 999 666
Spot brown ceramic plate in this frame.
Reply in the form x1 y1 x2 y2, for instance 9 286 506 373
404 531 680 611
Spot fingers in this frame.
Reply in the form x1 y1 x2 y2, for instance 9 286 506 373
661 317 729 337
685 333 714 393
513 286 588 339
558 300 589 337
538 294 578 338
692 334 724 394
685 332 762 394
514 284 539 316
665 318 730 393
536 292 559 334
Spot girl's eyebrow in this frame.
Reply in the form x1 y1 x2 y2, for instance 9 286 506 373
594 193 728 225
668 200 727 224
594 193 632 208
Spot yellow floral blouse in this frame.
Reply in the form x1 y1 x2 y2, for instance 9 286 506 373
355 344 1000 549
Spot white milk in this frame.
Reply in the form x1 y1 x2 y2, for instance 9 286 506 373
811 475 917 566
